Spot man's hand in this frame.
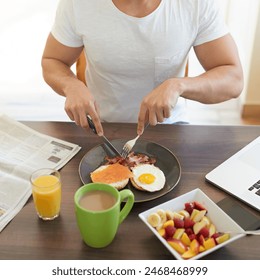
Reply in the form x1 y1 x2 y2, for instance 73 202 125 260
64 84 103 136
42 33 104 135
137 79 181 135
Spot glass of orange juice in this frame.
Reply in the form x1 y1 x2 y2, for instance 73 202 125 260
30 168 61 220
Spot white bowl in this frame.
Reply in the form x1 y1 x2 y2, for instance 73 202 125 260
139 188 245 260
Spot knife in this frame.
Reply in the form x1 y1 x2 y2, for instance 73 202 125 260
86 115 121 157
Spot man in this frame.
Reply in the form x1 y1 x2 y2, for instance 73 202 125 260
42 0 243 136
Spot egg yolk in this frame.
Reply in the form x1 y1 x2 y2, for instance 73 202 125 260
138 173 156 184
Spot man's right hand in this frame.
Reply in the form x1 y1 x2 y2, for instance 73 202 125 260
64 84 103 136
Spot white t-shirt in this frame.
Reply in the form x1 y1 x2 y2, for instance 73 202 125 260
51 0 228 123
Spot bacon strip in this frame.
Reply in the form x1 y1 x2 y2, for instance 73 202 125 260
104 152 156 168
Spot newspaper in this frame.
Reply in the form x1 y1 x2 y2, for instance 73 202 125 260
0 114 81 232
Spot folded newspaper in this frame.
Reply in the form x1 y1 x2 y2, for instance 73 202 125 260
0 114 81 232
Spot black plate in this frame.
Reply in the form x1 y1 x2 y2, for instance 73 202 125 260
79 139 181 203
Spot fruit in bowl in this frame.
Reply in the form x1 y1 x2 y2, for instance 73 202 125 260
139 188 245 260
147 201 230 259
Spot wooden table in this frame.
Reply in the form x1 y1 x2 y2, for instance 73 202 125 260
0 122 259 260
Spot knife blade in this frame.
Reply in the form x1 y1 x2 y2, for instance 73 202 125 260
86 115 121 157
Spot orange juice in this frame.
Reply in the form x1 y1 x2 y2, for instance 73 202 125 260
31 172 61 220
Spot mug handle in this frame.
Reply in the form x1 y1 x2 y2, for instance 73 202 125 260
118 189 134 224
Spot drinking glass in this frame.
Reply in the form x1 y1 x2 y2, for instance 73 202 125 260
30 168 61 220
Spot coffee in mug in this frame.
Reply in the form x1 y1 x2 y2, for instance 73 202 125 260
74 183 134 248
79 190 116 211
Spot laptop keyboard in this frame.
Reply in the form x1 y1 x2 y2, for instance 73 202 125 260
248 180 260 196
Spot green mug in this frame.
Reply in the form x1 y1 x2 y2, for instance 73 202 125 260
74 183 135 248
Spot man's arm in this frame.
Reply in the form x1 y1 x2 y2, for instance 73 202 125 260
137 34 243 133
180 33 244 103
41 33 103 135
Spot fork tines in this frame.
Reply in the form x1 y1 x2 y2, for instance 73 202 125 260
121 146 130 159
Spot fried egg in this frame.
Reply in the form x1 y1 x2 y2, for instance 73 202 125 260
130 164 165 192
90 163 133 190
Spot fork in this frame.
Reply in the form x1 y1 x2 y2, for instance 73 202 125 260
121 123 149 158
226 229 260 236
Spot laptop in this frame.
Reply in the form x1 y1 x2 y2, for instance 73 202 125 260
205 136 260 212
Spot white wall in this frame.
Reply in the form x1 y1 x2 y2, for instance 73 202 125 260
0 0 68 121
244 3 260 104
224 0 260 106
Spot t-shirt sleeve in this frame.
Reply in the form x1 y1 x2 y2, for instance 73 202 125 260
51 0 83 47
194 0 229 46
